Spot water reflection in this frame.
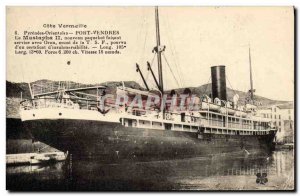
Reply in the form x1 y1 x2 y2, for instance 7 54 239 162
6 150 294 191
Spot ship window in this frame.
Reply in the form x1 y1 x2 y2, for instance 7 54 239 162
59 113 62 116
174 124 182 130
207 128 211 133
192 126 198 131
183 125 190 131
132 120 138 127
153 122 162 128
140 120 151 127
181 113 185 122
128 119 133 127
165 123 172 130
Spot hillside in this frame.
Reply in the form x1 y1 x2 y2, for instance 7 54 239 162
6 81 31 99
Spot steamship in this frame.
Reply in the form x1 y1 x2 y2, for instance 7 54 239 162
19 7 277 160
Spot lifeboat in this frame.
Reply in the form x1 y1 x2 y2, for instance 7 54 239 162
201 102 209 110
226 101 235 115
209 98 221 112
209 103 221 112
200 95 222 112
200 95 211 110
227 108 235 115
219 107 226 114
235 111 246 117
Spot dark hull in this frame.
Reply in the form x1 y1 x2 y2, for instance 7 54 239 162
19 119 276 160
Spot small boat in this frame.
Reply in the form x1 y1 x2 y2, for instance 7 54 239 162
6 151 68 166
30 154 51 165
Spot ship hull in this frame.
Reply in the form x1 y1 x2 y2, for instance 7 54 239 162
21 119 276 160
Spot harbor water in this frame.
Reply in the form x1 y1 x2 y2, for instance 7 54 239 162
6 149 294 191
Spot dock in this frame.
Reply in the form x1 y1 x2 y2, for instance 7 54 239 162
6 151 67 166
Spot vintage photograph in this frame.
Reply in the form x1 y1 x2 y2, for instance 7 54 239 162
6 6 294 191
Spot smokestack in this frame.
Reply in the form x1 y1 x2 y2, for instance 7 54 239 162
211 65 227 101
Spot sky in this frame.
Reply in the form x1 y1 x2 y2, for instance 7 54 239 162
7 7 294 101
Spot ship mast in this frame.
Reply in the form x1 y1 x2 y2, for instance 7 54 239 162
155 6 164 93
249 47 254 102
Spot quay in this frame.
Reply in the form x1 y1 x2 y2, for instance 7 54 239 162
6 151 67 166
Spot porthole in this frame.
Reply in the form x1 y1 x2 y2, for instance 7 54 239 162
59 113 62 116
33 114 35 117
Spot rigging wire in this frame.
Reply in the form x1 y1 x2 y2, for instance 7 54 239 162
161 14 182 87
136 9 148 86
203 76 211 96
226 76 238 96
18 60 31 98
163 12 185 87
138 9 149 64
164 15 183 87
162 53 181 88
